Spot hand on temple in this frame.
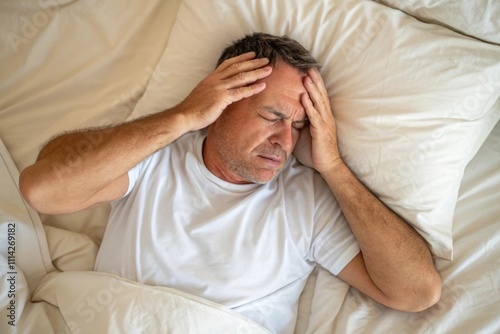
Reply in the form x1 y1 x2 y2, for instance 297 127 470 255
174 51 272 132
300 69 343 174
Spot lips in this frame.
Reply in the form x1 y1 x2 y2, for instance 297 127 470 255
260 155 282 162
254 144 287 168
257 154 284 168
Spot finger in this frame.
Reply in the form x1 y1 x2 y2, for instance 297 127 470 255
294 124 314 168
216 52 269 77
303 76 324 111
224 65 272 89
220 57 270 80
301 92 320 124
228 82 267 102
307 69 328 97
215 51 257 72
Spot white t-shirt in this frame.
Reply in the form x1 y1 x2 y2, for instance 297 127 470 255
95 130 359 333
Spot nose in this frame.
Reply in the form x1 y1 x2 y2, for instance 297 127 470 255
269 122 294 153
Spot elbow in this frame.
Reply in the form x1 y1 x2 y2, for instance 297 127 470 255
398 272 442 313
20 165 90 215
420 273 442 311
19 167 39 210
19 166 50 213
412 283 441 313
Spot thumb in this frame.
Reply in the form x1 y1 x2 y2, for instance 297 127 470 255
293 125 314 168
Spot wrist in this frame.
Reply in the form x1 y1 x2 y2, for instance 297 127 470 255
319 157 346 178
319 158 357 193
164 106 197 134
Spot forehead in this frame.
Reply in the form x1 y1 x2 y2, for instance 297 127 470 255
262 62 306 95
254 62 307 116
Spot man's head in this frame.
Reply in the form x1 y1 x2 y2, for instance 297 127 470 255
204 33 320 184
217 33 320 74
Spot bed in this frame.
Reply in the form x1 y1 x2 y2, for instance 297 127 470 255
1 0 499 333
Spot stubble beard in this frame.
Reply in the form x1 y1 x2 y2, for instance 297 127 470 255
214 137 287 184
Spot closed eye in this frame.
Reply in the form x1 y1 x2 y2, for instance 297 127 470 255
259 113 280 124
258 106 308 130
261 115 277 121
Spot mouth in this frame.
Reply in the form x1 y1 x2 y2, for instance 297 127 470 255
257 155 284 168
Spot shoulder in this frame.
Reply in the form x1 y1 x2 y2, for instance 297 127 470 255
144 130 202 165
125 131 203 190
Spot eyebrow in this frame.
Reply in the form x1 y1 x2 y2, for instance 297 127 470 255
262 106 308 124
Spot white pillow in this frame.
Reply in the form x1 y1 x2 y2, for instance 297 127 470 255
373 0 500 44
130 0 500 260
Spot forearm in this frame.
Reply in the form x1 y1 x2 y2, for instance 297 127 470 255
300 68 440 310
20 109 189 212
321 161 440 305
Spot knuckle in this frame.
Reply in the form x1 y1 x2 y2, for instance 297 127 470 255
236 86 247 95
230 86 248 98
230 62 240 70
237 71 246 80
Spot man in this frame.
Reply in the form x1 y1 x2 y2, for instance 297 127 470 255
20 33 441 332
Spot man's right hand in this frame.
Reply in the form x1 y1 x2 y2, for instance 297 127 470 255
174 51 272 132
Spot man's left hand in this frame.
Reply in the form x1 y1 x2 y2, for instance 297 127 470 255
300 69 343 174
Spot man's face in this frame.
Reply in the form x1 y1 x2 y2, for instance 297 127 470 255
205 62 308 184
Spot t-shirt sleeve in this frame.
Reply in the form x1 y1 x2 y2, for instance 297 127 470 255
121 156 151 198
308 174 360 275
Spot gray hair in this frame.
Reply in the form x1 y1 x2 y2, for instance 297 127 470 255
217 32 321 73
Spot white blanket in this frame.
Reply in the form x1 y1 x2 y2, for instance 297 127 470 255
32 271 270 333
